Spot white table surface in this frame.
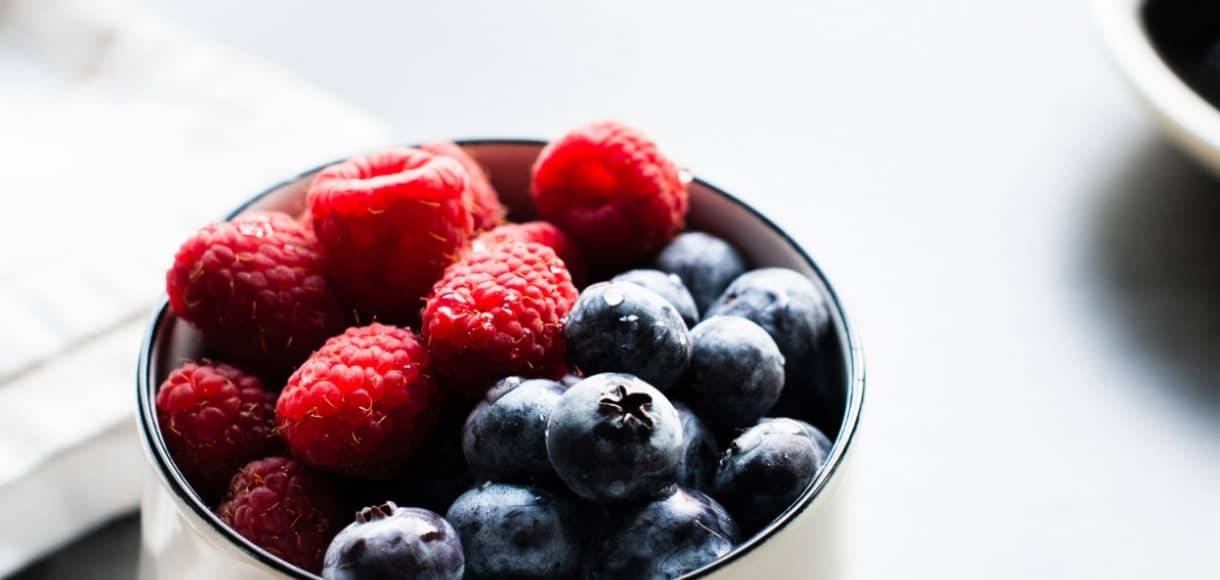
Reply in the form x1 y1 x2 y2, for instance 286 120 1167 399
20 0 1220 577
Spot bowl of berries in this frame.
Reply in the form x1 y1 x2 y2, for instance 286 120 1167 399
137 121 865 580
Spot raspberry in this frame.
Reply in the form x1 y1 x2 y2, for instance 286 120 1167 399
166 212 345 376
472 221 588 285
217 457 342 574
155 361 279 501
420 141 506 232
531 120 688 263
423 242 578 399
308 148 474 322
276 323 440 478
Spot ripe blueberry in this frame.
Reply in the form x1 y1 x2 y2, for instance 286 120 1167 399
462 377 565 484
705 268 832 410
564 282 691 392
687 315 786 433
585 487 739 579
546 373 683 503
322 502 463 580
712 417 831 534
653 231 747 313
445 482 582 579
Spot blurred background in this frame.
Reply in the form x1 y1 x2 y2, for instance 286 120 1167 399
4 0 1220 578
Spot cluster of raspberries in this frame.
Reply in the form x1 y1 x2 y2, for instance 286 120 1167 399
155 121 688 573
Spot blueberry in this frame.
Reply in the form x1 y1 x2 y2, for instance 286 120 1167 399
585 487 739 580
704 268 831 406
463 377 565 484
564 282 691 392
712 417 831 534
673 402 718 492
653 232 747 313
687 316 786 433
611 269 699 327
546 373 683 503
445 482 582 579
323 502 463 580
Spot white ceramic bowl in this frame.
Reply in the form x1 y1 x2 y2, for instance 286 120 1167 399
1095 0 1220 175
136 140 866 580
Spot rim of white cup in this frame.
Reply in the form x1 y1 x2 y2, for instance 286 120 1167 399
136 138 867 579
1094 0 1220 175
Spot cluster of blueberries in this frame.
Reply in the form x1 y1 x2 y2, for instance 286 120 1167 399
323 232 836 580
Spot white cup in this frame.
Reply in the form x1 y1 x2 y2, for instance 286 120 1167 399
136 140 866 580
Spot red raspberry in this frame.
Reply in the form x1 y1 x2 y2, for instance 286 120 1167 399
156 361 279 501
423 242 578 399
473 221 588 285
276 323 440 478
531 120 688 263
308 148 474 322
217 457 342 574
420 141 506 232
166 212 345 376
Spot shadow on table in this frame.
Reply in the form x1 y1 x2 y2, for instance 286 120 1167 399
1090 136 1220 422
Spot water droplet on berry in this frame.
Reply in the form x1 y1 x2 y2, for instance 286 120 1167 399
603 291 624 307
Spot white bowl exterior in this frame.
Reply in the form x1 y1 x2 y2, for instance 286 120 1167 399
137 141 863 580
137 447 853 580
139 452 295 579
1094 0 1220 176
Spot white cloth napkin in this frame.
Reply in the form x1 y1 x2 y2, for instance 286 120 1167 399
0 0 390 574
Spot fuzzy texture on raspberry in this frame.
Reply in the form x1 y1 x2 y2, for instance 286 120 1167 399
531 120 688 263
276 323 440 479
308 148 474 323
420 141 506 233
423 242 578 399
217 457 342 574
166 212 345 376
156 361 279 501
472 221 588 286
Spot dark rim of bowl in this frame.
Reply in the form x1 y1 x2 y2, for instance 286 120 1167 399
136 138 866 579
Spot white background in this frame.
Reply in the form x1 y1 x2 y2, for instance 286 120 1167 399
27 0 1220 577
155 1 1220 578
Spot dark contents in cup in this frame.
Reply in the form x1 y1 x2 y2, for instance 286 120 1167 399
1145 0 1220 106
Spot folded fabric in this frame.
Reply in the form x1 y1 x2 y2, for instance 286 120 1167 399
0 0 390 574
